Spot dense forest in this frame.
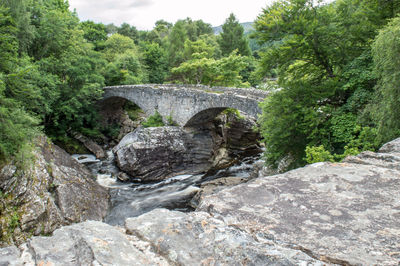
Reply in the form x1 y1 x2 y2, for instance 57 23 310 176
0 0 399 171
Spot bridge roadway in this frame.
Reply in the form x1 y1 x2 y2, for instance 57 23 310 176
102 84 269 127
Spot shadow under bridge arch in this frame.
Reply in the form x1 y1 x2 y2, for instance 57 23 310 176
184 107 238 127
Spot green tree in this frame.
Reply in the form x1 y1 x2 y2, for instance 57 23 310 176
218 13 251 56
142 20 172 45
105 23 118 35
0 7 39 161
104 51 145 85
371 16 400 143
0 5 18 73
141 42 168 83
103 33 137 61
167 20 188 67
254 0 390 169
0 81 39 162
80 20 107 50
171 50 249 87
0 0 35 54
183 38 216 60
103 33 146 85
118 23 139 43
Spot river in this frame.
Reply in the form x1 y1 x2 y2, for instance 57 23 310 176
73 150 262 226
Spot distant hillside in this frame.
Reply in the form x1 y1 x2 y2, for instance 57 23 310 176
213 22 254 35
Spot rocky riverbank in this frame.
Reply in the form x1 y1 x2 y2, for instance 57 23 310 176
0 137 109 247
2 137 400 265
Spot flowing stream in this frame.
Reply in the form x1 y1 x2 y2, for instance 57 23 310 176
73 150 262 225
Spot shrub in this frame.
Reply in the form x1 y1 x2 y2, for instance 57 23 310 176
142 111 164 128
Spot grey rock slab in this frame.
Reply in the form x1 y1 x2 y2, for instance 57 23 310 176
21 221 168 266
379 137 400 154
0 246 22 266
344 150 400 170
197 161 400 265
125 208 322 265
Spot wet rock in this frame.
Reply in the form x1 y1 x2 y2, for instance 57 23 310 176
113 126 214 182
0 136 109 247
105 184 200 226
125 208 320 265
198 145 400 265
71 131 105 159
18 221 168 266
116 172 130 182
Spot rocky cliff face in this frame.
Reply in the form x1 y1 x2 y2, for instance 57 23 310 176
0 137 109 247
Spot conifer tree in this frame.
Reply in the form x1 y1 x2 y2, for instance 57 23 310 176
218 13 251 56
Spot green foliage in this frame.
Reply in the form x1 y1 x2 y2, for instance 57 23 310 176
142 111 165 128
305 145 334 164
103 34 146 86
371 16 400 144
166 115 178 126
80 20 107 50
168 20 188 68
141 42 168 83
103 33 136 61
218 13 251 56
171 50 250 87
101 123 121 139
0 5 18 73
167 18 214 68
222 108 243 120
255 0 396 170
117 23 139 43
53 135 89 155
8 207 20 232
124 101 143 121
0 93 39 161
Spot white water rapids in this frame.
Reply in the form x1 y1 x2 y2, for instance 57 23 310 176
73 150 262 225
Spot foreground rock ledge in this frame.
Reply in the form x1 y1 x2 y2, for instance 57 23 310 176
198 138 400 265
0 210 319 266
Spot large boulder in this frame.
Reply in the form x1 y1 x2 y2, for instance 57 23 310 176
113 112 262 182
197 138 400 265
113 126 214 182
0 136 109 247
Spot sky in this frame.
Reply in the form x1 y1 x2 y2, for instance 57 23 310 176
68 0 273 30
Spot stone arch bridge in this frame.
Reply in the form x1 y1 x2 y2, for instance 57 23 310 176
102 84 269 127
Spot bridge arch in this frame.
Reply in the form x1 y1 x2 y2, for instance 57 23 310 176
102 85 267 127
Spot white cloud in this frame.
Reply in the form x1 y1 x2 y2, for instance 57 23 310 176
128 0 154 8
69 0 271 30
